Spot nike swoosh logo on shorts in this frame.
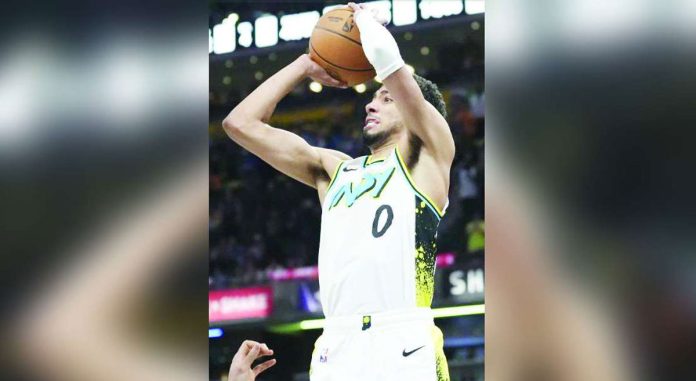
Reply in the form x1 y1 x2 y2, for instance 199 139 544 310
402 345 425 357
342 166 358 172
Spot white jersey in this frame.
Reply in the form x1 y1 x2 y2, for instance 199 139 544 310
317 146 446 317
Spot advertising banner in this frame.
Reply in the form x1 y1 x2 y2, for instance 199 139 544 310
209 286 273 323
436 255 485 305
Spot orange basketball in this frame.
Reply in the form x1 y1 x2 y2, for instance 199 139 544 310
308 7 376 87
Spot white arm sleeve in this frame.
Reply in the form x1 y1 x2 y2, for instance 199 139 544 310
354 11 405 81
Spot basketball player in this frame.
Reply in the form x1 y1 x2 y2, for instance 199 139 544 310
222 3 454 380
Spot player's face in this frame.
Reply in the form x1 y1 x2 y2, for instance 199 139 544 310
363 87 403 143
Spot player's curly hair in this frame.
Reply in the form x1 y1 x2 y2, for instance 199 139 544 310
413 74 447 119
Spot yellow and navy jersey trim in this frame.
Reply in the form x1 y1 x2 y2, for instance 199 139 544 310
364 154 385 166
394 147 445 219
431 326 450 381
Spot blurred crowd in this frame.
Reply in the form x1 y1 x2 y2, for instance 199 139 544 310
209 84 484 290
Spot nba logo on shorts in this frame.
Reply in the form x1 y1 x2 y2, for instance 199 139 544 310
319 348 329 363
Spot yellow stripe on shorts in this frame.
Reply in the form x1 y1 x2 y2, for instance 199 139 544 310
431 326 450 381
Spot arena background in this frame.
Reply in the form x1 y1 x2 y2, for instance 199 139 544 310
209 1 484 380
1 0 692 380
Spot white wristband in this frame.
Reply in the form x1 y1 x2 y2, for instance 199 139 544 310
354 11 405 81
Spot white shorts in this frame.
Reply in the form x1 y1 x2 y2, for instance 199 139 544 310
309 308 450 381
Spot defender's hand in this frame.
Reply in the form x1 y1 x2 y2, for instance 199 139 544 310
228 340 276 381
297 54 347 88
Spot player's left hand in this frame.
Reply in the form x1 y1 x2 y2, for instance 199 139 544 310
228 340 276 381
298 54 348 88
347 2 389 25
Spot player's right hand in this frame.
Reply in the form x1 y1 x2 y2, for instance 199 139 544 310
347 2 389 25
228 340 276 381
298 54 348 88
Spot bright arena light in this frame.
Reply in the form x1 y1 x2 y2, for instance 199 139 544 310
309 81 323 93
420 0 464 19
354 83 367 93
280 11 320 41
238 22 253 48
432 304 485 318
299 319 325 330
393 0 417 26
465 0 485 15
255 14 279 48
212 13 238 54
269 304 486 333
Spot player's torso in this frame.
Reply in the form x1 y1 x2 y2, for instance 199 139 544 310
318 147 443 317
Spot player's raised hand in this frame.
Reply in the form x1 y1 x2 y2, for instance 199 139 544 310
298 54 347 88
347 2 389 25
228 340 276 381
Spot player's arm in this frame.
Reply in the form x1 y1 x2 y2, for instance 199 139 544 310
381 68 455 162
223 54 347 188
317 147 352 161
349 3 455 163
